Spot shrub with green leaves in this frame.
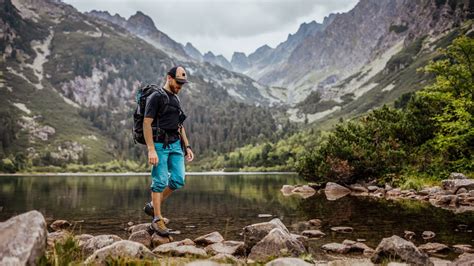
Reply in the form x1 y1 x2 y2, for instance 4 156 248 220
297 35 473 184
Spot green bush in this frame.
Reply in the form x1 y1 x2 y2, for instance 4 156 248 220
297 36 473 184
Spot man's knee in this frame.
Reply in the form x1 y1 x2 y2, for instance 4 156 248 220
150 179 167 192
168 176 185 190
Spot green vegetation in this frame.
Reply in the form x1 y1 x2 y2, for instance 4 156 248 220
389 24 408 34
297 36 473 186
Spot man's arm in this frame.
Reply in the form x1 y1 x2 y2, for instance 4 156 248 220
144 117 158 165
179 126 194 162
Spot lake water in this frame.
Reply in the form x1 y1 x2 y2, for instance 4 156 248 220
0 174 472 258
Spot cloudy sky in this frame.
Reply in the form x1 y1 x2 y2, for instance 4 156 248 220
63 0 358 60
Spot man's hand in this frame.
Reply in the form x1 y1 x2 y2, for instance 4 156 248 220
148 150 158 165
186 148 194 162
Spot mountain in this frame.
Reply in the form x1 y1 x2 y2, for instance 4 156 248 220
183 42 203 62
230 52 250 72
86 10 190 61
203 51 233 71
0 0 291 169
230 0 473 109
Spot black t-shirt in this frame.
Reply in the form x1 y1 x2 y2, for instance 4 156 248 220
144 88 181 143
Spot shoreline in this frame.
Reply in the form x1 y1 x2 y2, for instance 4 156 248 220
0 171 297 177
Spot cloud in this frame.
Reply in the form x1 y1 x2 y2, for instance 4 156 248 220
64 0 358 59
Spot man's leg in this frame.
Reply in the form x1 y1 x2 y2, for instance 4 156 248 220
149 143 170 236
161 187 173 202
168 141 186 191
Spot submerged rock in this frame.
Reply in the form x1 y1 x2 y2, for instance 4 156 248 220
371 235 432 265
330 226 354 233
0 210 47 265
85 240 156 264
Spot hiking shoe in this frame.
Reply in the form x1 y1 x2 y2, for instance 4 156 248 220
150 217 170 237
143 202 154 217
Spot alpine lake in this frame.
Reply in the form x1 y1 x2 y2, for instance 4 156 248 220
0 173 473 259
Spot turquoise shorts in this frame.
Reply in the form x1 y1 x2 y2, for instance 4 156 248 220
150 140 185 192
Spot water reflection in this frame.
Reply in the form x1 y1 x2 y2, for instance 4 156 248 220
0 174 472 253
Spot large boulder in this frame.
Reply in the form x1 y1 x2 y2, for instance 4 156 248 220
82 234 122 256
325 182 351 200
194 232 224 246
442 179 474 194
247 228 306 262
205 240 245 256
0 210 48 265
84 240 156 264
265 257 312 266
371 235 433 265
242 218 289 252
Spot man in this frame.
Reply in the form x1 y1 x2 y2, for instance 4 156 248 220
143 66 194 236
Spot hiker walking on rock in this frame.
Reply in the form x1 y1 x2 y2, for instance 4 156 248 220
142 66 194 236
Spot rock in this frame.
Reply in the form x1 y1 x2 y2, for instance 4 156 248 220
127 223 151 234
281 185 295 196
194 231 224 246
308 219 322 227
368 186 379 192
442 179 474 194
449 253 474 265
422 231 436 240
258 214 273 218
205 240 245 256
152 239 195 253
457 188 468 194
82 234 122 256
291 234 308 247
154 244 207 258
371 235 432 265
452 244 474 253
47 231 70 248
186 260 221 266
449 173 467 179
301 230 325 238
322 243 351 254
418 243 449 254
350 184 369 193
248 228 306 262
404 231 416 240
266 257 312 265
127 221 134 227
325 182 351 200
292 185 316 198
387 188 402 197
85 240 156 264
75 234 93 248
128 230 152 248
0 210 47 266
210 253 244 264
242 218 289 252
50 219 72 231
151 234 172 247
385 184 394 191
331 226 353 233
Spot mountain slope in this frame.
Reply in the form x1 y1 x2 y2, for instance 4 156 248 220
0 0 293 170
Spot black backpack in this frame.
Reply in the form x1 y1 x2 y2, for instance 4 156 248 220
132 84 169 145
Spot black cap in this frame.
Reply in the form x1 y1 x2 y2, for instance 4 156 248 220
167 66 188 84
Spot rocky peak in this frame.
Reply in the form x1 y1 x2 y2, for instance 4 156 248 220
127 11 156 35
184 42 203 61
231 52 250 72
